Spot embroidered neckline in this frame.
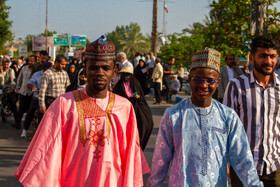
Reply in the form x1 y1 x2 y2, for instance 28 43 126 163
190 101 213 116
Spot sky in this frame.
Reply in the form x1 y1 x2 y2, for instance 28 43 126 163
7 0 214 41
7 0 280 42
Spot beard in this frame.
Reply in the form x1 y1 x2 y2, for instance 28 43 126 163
254 60 276 75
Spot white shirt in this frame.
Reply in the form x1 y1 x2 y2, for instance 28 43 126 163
226 65 234 81
149 56 156 69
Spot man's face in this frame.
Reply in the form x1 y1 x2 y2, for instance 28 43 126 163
121 73 131 82
117 55 124 63
226 55 235 68
250 47 279 75
28 56 36 68
85 60 115 92
189 68 220 107
55 59 66 71
169 58 175 65
2 62 9 71
40 55 48 64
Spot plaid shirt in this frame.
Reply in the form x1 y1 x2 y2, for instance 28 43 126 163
39 67 70 108
16 65 32 96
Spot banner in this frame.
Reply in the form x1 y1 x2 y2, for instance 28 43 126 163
32 36 54 51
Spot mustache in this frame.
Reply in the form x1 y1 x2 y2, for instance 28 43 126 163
93 77 106 81
262 64 273 67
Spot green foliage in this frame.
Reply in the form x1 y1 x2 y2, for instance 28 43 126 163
204 0 253 59
39 29 57 36
158 0 280 68
106 22 150 59
0 0 12 54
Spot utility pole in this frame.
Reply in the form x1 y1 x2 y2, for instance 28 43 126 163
250 0 268 35
45 0 48 51
162 0 166 39
152 0 158 56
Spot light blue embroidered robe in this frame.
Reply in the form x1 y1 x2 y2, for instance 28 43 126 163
147 98 263 187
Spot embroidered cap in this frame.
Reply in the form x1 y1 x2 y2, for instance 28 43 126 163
190 48 221 73
84 35 116 61
119 66 133 74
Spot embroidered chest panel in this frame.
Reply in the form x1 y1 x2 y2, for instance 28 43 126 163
73 90 115 161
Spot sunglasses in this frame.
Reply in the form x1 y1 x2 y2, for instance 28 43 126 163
190 77 218 85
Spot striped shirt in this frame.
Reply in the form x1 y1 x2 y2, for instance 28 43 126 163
39 67 70 108
16 65 32 96
223 70 280 175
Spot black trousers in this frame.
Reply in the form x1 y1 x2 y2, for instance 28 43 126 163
5 91 18 121
230 166 280 186
16 94 32 126
154 82 161 103
23 97 39 130
177 76 183 91
38 96 56 122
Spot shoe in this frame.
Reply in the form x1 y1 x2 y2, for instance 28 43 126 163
21 129 27 138
153 102 161 105
12 123 20 129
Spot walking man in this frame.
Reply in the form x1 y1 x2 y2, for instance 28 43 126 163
217 54 243 102
147 48 263 186
15 37 149 186
38 54 70 114
13 55 36 129
224 35 280 186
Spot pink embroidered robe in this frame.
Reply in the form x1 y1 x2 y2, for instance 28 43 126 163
15 89 149 187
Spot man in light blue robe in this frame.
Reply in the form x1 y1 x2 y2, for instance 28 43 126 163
147 48 263 187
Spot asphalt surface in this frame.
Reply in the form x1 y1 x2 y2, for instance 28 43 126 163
0 93 177 187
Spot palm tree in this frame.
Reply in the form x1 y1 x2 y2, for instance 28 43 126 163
119 31 150 58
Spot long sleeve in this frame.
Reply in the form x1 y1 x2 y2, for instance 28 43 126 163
218 69 225 98
223 80 239 113
16 68 23 89
147 109 174 187
15 97 63 187
10 68 16 86
39 72 48 108
123 104 149 187
228 112 263 187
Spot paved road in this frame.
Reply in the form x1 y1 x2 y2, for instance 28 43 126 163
0 93 176 186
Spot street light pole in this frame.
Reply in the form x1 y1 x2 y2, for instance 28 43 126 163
45 0 48 51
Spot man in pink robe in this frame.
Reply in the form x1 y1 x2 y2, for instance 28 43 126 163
15 36 149 187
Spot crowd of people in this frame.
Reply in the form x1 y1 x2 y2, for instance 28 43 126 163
4 34 280 186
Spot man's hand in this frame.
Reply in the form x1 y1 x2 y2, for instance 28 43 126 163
40 107 46 114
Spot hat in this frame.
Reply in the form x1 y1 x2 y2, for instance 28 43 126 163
190 47 221 73
84 35 115 61
119 66 133 74
42 61 52 69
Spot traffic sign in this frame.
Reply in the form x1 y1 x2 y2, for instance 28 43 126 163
53 35 69 46
71 35 87 47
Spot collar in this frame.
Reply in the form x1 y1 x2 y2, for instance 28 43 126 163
249 70 280 86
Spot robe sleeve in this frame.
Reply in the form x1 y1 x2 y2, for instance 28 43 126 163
228 111 263 187
15 97 64 187
123 104 150 187
147 109 174 187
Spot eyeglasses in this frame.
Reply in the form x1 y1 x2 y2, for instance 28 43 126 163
190 77 218 85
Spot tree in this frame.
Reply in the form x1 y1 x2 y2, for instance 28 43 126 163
0 0 12 54
158 33 205 68
203 0 279 60
106 22 150 59
119 31 149 58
